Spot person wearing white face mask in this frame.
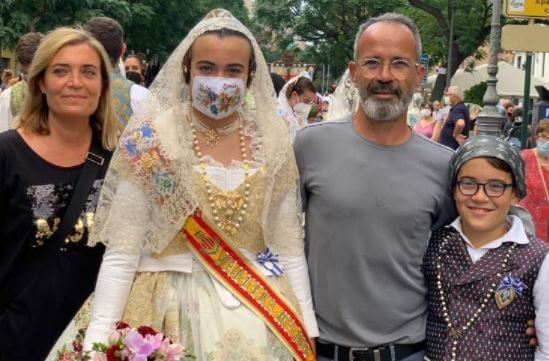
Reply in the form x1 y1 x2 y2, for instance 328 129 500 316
413 102 436 139
83 9 318 360
277 73 317 140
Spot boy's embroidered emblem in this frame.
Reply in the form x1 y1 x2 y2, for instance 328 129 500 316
494 275 527 309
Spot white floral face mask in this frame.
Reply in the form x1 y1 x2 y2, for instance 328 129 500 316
191 76 245 119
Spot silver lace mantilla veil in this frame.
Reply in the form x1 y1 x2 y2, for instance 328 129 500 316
88 9 300 253
326 69 359 121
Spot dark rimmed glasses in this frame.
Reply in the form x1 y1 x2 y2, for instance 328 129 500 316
456 179 514 198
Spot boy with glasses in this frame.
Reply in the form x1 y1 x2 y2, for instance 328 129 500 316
423 135 549 361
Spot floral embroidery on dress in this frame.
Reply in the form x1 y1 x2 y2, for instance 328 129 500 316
123 123 177 202
205 329 265 361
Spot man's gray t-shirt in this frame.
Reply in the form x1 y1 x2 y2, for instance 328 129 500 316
293 117 456 347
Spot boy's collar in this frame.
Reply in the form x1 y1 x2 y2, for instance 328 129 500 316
450 215 529 250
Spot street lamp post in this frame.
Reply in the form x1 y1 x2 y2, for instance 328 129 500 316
476 0 505 136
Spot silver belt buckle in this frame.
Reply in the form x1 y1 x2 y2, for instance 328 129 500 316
348 347 382 361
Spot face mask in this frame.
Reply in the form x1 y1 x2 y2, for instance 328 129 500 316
293 102 312 121
421 109 432 117
192 76 245 120
126 71 143 84
443 96 451 105
538 140 549 156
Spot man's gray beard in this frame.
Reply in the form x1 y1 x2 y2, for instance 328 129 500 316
358 84 412 122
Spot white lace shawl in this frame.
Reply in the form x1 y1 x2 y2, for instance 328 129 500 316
88 9 302 254
326 69 359 121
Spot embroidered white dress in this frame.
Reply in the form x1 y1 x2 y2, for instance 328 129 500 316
83 134 318 360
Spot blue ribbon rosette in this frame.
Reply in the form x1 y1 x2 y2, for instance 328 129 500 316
257 248 284 277
496 275 527 296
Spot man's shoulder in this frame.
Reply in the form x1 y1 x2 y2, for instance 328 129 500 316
296 116 351 141
452 102 469 114
411 133 454 158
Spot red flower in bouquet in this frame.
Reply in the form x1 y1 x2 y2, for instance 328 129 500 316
115 321 130 330
56 322 189 361
106 344 123 361
137 325 157 337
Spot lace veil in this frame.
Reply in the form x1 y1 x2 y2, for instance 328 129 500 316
326 69 359 121
276 71 311 120
88 9 300 253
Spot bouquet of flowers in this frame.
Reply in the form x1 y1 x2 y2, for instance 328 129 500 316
56 322 191 361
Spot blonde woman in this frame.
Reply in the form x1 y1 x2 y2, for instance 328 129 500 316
0 27 118 360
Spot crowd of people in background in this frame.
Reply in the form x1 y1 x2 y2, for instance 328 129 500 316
0 8 547 361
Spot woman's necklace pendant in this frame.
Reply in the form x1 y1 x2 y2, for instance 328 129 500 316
204 128 220 147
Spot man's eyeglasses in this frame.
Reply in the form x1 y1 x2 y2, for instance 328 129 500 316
356 58 420 80
456 179 513 198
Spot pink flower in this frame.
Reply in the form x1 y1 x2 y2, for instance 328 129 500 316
124 330 162 361
58 351 73 361
92 352 108 361
157 338 185 361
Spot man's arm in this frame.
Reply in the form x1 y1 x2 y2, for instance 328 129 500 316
432 120 442 141
452 118 466 145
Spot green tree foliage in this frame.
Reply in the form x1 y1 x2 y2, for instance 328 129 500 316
463 81 487 106
253 0 495 84
0 0 131 48
0 0 249 63
253 0 406 85
124 0 249 62
407 0 493 77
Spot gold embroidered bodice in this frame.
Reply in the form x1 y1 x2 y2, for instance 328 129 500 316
154 166 267 257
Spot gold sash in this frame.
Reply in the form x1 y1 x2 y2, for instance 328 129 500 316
181 211 315 361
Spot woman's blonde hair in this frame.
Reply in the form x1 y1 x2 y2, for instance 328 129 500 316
18 27 119 151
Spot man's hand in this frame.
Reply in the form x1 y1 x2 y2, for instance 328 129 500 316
526 319 538 347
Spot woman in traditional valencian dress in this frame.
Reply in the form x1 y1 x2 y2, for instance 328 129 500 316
84 9 318 361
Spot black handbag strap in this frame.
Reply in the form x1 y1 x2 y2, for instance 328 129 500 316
48 139 107 246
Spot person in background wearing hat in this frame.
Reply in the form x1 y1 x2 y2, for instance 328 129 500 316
423 135 549 361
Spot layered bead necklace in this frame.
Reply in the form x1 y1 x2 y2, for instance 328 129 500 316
188 112 251 236
436 236 517 361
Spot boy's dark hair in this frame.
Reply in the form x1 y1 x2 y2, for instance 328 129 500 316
182 28 256 87
485 157 517 193
83 17 124 66
15 32 44 66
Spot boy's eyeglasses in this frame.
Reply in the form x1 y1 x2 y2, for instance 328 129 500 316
456 179 513 197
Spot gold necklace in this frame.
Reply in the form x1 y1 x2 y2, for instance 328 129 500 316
188 113 251 236
192 115 241 147
436 237 517 361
